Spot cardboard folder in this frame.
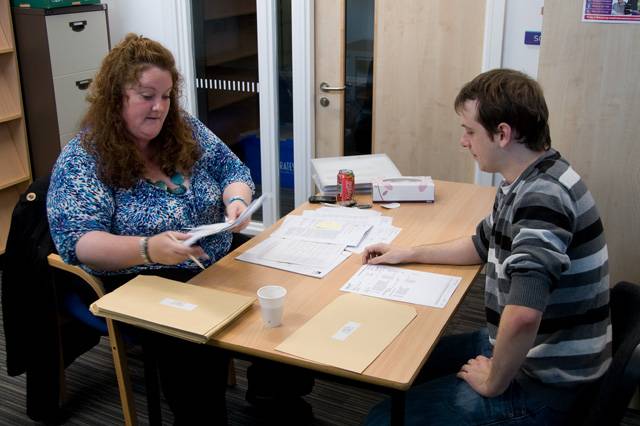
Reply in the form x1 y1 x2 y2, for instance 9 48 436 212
90 275 255 343
276 293 416 373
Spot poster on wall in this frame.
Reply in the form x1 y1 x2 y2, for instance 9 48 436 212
583 0 640 23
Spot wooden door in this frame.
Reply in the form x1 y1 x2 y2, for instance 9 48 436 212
314 0 486 182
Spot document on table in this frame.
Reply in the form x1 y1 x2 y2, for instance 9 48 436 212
302 209 399 253
303 206 382 218
346 225 402 254
270 215 372 247
183 194 266 246
236 236 352 278
261 239 347 268
340 264 461 308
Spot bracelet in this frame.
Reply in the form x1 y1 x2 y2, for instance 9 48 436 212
139 236 153 264
227 195 249 207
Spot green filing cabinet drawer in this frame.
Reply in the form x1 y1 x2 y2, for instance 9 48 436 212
12 0 99 9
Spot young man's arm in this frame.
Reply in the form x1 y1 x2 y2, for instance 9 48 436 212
457 304 542 397
362 236 482 265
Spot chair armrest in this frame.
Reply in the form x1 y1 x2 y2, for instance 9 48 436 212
47 254 106 298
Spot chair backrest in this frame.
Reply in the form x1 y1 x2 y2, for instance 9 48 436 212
577 281 640 426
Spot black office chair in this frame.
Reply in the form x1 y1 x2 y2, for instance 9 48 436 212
570 281 640 426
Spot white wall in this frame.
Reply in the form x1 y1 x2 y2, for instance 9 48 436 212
502 0 544 78
103 0 179 55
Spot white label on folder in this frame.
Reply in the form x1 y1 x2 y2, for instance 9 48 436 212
331 321 361 341
160 297 197 311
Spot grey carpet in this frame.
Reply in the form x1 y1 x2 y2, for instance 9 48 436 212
1 270 639 425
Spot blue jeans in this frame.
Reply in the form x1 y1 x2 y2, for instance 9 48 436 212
365 329 570 426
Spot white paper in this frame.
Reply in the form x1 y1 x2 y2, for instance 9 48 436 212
331 321 362 341
305 206 382 218
271 215 372 247
341 264 461 308
261 239 347 268
183 194 266 246
236 236 352 278
346 225 402 254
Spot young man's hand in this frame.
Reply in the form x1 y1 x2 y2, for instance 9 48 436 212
457 355 504 398
361 243 414 265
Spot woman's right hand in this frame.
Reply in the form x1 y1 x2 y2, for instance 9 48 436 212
146 231 209 265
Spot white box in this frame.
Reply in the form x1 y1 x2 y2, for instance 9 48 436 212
372 176 435 203
311 154 401 195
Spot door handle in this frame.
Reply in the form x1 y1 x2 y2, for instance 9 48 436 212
69 20 87 32
320 82 346 92
75 79 92 90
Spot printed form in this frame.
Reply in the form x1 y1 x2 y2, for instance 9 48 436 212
341 264 461 308
270 215 372 247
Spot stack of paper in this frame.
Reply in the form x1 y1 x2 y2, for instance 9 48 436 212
236 207 401 277
311 154 401 196
183 195 266 246
89 275 255 343
341 264 461 308
302 207 401 254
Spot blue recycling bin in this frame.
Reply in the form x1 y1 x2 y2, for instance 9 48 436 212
239 134 294 188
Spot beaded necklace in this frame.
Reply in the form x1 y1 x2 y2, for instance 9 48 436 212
147 172 187 195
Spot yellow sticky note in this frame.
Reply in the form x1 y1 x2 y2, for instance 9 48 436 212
315 221 342 230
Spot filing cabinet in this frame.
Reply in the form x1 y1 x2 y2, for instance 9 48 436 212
13 4 110 178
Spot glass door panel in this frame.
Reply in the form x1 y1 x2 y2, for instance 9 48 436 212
191 0 294 221
191 0 262 220
344 0 374 156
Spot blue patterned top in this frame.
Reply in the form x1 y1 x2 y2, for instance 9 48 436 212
47 113 255 276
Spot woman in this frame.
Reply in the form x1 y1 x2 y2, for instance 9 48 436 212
47 34 254 424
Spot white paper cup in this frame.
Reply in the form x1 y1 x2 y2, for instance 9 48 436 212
257 285 287 328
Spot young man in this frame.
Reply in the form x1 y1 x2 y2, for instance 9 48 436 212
363 69 611 425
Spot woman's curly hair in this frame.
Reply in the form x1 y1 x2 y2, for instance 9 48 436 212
80 33 200 188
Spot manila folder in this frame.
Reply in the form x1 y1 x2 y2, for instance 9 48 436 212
90 275 254 343
276 293 416 373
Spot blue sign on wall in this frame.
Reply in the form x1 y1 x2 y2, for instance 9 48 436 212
524 31 542 45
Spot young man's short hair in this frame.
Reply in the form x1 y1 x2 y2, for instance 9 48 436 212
454 69 551 151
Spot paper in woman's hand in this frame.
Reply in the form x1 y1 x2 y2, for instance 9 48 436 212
182 194 266 246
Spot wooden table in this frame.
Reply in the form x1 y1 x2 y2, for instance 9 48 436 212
109 180 496 425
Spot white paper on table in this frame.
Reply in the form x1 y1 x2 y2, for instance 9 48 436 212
260 239 347 268
236 237 352 278
270 215 372 247
307 206 381 218
346 225 402 254
340 264 461 308
303 210 391 227
183 194 266 246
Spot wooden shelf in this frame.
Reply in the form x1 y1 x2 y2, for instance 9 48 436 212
205 13 257 67
0 0 30 254
206 97 259 148
0 121 30 190
0 55 23 121
208 90 257 110
0 0 14 53
204 0 255 20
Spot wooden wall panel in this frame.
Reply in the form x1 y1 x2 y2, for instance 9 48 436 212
372 0 485 182
538 1 640 284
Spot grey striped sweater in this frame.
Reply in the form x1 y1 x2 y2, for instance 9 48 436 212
472 149 611 387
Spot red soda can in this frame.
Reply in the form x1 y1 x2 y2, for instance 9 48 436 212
336 169 355 202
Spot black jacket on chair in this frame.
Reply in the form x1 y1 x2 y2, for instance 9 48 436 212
1 175 100 422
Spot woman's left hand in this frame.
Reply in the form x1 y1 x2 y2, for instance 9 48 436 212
226 201 250 232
